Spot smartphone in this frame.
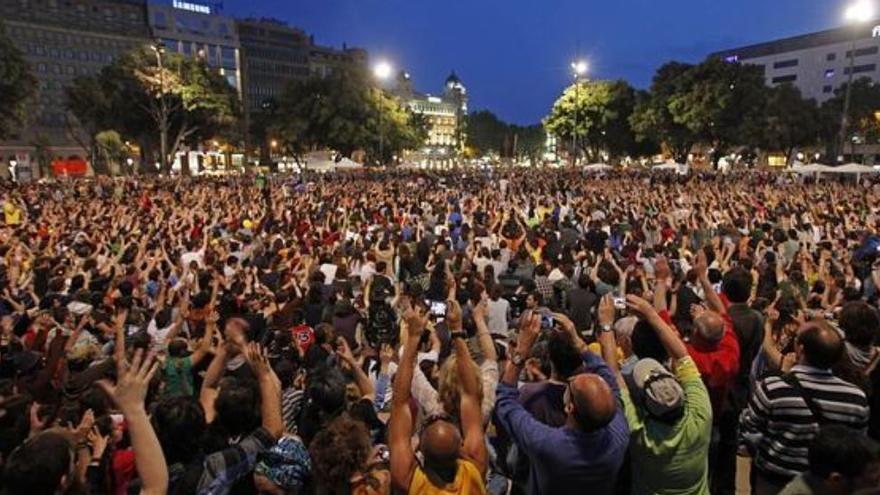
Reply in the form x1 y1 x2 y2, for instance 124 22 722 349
541 314 554 329
428 300 447 318
613 297 627 310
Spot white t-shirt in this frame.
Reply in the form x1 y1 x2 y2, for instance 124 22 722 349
487 298 511 336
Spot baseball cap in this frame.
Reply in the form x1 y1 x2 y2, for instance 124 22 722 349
631 358 684 418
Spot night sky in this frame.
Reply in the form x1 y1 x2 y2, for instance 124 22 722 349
223 0 854 124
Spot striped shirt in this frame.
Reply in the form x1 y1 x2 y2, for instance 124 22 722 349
739 365 869 479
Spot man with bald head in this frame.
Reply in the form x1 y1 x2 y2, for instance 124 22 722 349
493 310 629 495
741 320 870 494
390 300 487 494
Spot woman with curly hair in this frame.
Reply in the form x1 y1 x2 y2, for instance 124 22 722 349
308 415 390 495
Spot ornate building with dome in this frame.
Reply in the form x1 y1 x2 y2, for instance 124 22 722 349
393 70 468 165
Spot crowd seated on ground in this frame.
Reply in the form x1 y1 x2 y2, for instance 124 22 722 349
0 168 879 495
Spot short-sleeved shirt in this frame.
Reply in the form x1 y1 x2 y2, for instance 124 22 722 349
164 356 194 398
620 356 712 495
3 202 22 225
409 459 486 495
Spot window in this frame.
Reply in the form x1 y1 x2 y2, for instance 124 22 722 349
771 74 797 83
825 69 835 78
844 64 877 75
823 85 833 93
773 59 798 69
845 46 879 58
827 53 837 61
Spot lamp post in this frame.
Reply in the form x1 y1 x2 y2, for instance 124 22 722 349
373 60 393 166
839 0 874 162
570 60 588 166
150 42 168 174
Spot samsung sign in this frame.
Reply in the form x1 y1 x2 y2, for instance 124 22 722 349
173 0 211 14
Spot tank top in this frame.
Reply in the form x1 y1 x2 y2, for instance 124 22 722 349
408 459 486 495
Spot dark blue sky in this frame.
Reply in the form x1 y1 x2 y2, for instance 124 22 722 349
224 0 848 124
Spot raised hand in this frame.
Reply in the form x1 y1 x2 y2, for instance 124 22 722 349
98 349 158 414
244 342 271 378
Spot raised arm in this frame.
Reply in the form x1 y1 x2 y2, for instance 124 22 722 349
97 350 168 495
244 343 283 440
390 302 427 491
694 249 726 315
625 294 688 360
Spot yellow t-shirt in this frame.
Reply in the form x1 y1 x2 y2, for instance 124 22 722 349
409 459 486 495
3 202 21 226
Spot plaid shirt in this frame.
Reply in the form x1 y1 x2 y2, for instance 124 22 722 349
167 427 275 495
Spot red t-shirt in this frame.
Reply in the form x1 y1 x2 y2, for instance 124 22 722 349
659 309 741 418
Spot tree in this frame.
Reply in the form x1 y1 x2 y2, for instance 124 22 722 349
466 110 508 156
543 79 639 161
510 124 546 162
761 84 819 163
273 66 426 165
64 48 239 175
630 62 697 163
666 57 767 165
0 22 37 140
819 77 880 159
95 130 127 175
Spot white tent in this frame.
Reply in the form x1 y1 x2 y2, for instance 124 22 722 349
823 163 878 174
790 163 832 174
334 157 363 170
652 162 689 174
398 162 421 170
582 163 612 172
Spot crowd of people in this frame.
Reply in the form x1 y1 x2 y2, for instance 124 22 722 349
0 168 879 495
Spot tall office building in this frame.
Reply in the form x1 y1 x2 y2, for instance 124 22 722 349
712 21 880 103
147 1 241 94
0 0 151 160
309 42 367 79
236 18 311 114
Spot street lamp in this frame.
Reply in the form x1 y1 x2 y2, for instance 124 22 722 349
570 60 588 166
373 60 393 166
150 41 168 173
839 0 875 162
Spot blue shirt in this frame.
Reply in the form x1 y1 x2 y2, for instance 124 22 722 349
494 352 630 495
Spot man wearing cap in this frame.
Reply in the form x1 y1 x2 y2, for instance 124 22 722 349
598 294 712 495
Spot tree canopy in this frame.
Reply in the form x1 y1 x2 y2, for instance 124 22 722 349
0 23 37 140
65 47 240 174
273 67 427 164
543 79 640 161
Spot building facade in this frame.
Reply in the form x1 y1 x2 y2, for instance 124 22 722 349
712 21 880 103
236 18 311 114
0 0 152 160
147 1 241 94
395 71 468 164
308 43 367 79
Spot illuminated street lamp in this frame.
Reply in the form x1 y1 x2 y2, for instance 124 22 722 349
373 59 394 165
373 60 393 81
570 60 588 166
839 0 875 161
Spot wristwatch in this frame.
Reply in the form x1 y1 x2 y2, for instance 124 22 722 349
511 353 526 367
450 331 468 340
599 323 613 333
